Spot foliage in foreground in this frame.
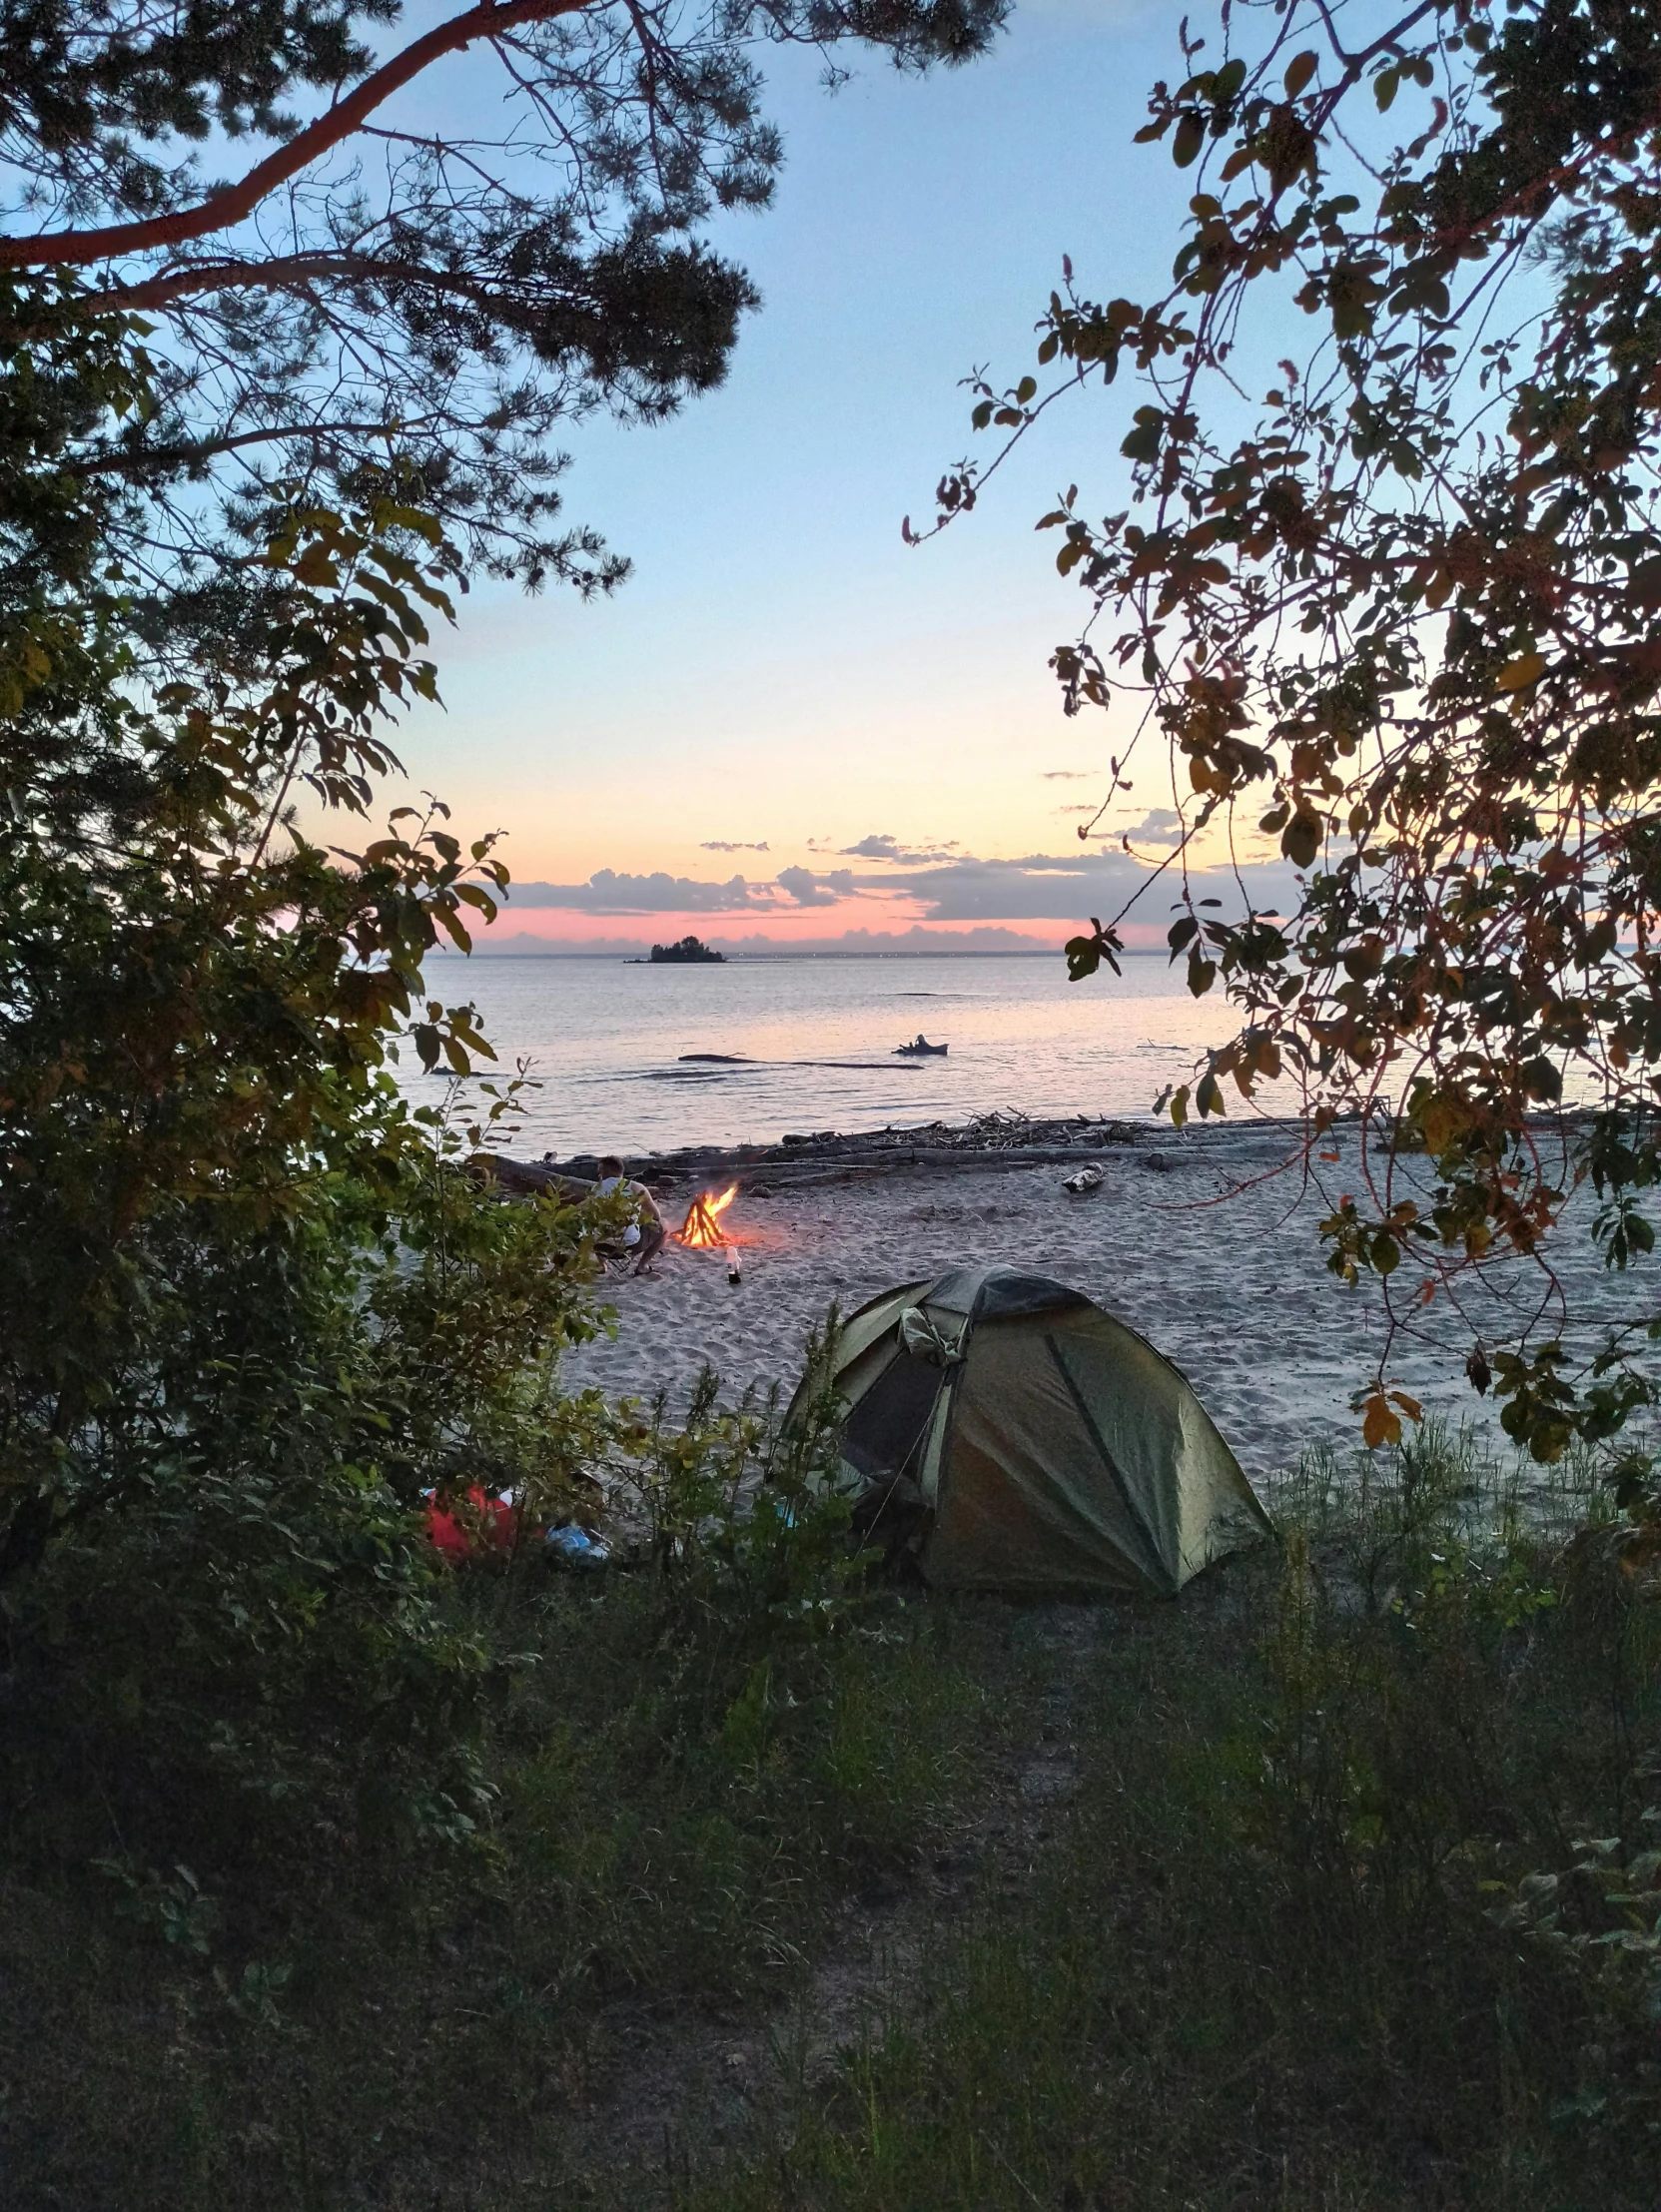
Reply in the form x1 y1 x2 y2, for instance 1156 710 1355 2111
927 0 1661 1460
678 1428 1661 2212
0 1374 998 2210
5 1424 1661 2210
0 300 634 1943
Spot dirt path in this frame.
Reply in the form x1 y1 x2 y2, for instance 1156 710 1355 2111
552 1598 1121 2180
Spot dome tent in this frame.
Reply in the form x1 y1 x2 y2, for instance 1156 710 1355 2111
794 1264 1271 1597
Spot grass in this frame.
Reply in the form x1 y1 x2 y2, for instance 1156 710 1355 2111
4 1424 1661 2209
661 1427 1661 2212
0 1551 1026 2210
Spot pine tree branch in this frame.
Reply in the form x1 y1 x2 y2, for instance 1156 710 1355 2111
64 419 403 475
92 252 522 315
0 0 593 271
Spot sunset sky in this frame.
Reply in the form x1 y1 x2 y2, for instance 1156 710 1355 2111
389 0 1297 953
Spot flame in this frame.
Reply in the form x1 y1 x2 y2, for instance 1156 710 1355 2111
677 1182 738 1248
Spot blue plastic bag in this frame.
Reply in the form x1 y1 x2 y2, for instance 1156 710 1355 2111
546 1523 610 1569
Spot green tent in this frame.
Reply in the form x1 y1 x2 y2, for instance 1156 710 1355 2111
795 1264 1271 1597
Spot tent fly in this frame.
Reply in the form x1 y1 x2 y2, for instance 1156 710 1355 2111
789 1264 1270 1597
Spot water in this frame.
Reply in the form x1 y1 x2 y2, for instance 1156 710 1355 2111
414 952 1232 1156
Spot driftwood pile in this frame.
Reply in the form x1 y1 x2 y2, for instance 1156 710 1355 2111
481 1110 1165 1202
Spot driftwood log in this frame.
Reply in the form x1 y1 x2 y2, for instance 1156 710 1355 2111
471 1154 596 1201
477 1138 1160 1200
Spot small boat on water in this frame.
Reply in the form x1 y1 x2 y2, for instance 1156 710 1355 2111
893 1034 948 1057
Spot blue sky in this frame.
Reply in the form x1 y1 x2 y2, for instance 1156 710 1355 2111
382 0 1296 949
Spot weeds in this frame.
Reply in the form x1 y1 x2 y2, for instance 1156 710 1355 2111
669 1423 1661 2212
0 1345 1005 2210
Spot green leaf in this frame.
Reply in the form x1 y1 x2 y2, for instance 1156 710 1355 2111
1281 810 1321 869
1064 933 1103 981
1121 406 1165 462
1283 50 1317 98
292 543 340 587
1187 948 1217 996
1497 651 1546 692
1173 111 1205 168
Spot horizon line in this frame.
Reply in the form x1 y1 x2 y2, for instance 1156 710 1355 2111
426 945 1171 961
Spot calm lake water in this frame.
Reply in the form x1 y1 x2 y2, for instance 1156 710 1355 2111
413 952 1234 1156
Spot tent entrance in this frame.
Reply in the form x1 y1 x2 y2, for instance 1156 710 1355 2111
840 1351 945 1484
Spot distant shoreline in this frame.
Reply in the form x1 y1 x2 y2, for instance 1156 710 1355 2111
426 946 1167 962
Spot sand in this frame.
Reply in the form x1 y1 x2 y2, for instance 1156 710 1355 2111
558 1117 1654 1496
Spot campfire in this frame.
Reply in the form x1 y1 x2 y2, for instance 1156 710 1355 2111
677 1182 737 1248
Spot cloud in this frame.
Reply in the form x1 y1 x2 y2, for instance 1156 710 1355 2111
699 839 770 852
507 864 867 916
1041 770 1090 781
868 850 1147 922
1057 803 1098 815
879 849 1304 923
504 844 1302 930
840 832 961 864
776 865 852 908
508 870 768 914
1119 807 1183 840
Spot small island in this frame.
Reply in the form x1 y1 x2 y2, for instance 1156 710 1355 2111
643 935 726 965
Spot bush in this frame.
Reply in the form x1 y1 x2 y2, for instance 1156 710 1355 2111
0 1133 614 1881
0 1336 1007 2212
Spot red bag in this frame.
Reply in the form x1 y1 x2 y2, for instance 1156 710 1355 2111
424 1486 518 1563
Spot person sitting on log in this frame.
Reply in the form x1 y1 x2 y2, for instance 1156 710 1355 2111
595 1155 666 1276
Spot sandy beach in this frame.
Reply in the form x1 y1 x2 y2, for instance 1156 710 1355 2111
554 1115 1654 1497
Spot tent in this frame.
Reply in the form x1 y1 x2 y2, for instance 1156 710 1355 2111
793 1264 1271 1597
